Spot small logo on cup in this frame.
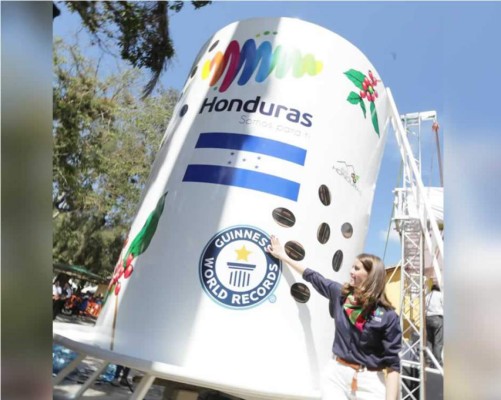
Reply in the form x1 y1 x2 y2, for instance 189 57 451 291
333 161 361 193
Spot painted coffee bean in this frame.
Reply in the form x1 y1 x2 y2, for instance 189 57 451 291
317 222 330 244
126 254 134 268
208 40 219 52
284 241 305 261
272 207 296 227
332 250 344 272
124 264 134 279
290 283 310 303
318 184 331 206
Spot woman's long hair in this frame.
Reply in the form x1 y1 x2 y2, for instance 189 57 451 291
341 253 394 316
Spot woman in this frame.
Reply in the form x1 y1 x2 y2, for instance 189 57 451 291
267 235 401 400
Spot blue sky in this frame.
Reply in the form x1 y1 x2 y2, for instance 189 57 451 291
53 2 497 268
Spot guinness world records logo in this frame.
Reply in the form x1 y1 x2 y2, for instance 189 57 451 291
200 226 281 309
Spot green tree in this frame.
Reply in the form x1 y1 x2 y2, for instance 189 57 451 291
53 38 179 275
54 1 211 97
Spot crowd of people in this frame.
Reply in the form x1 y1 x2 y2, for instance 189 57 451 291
52 279 104 320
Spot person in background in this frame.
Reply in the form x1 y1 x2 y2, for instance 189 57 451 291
267 235 401 400
52 280 63 320
52 280 62 300
95 294 104 305
78 293 91 316
425 284 443 367
53 281 73 320
67 289 82 316
63 282 73 298
111 365 132 387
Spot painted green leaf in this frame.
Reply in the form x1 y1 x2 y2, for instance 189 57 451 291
124 192 168 265
359 99 367 119
370 102 380 136
347 91 361 104
344 69 366 90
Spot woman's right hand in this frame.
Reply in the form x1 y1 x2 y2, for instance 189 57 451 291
266 235 287 261
267 235 307 275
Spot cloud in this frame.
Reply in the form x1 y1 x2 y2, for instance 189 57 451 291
378 227 400 244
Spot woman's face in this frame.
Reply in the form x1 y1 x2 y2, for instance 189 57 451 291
350 259 368 288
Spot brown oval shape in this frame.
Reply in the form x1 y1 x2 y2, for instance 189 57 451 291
208 40 219 52
284 241 305 261
317 222 330 244
290 283 310 303
332 250 344 272
179 104 188 117
341 223 353 238
272 207 296 227
318 184 331 206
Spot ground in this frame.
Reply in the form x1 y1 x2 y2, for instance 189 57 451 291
53 314 197 400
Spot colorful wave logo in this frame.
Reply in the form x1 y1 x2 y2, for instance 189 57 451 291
201 39 323 92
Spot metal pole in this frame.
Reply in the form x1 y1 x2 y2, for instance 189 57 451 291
419 231 426 400
72 360 109 399
433 125 444 187
129 374 156 400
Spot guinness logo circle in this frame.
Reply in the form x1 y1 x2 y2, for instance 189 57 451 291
200 226 282 309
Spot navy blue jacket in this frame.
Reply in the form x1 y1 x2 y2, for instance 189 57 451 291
303 268 402 371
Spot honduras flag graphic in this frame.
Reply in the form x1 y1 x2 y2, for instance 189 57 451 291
182 132 307 201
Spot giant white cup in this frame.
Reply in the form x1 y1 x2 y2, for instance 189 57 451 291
95 17 390 399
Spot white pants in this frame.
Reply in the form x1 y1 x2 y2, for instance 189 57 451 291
321 356 386 400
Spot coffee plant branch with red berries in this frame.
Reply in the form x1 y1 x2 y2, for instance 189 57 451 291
344 69 380 136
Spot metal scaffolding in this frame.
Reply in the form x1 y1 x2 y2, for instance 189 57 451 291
386 90 444 400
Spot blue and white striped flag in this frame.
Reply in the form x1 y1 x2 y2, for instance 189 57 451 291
182 132 307 201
